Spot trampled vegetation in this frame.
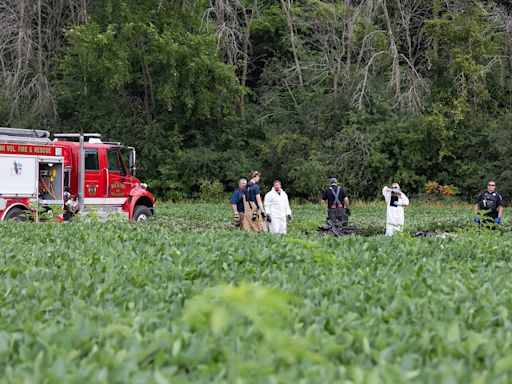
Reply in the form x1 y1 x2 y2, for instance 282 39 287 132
2 204 512 383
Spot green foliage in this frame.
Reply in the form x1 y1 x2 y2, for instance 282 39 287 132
197 179 226 203
247 0 512 200
183 283 321 378
1 204 512 382
55 0 242 197
251 5 288 60
2 0 512 201
260 132 326 199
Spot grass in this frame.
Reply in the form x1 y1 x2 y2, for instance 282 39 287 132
152 202 493 235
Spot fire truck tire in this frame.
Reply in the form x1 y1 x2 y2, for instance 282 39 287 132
4 207 29 221
133 205 152 222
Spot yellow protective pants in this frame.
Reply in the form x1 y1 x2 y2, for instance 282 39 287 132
242 199 267 233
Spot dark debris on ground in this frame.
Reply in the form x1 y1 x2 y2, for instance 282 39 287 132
317 219 361 237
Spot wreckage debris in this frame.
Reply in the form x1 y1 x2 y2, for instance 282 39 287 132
316 220 456 238
317 219 361 236
413 231 436 237
412 231 453 238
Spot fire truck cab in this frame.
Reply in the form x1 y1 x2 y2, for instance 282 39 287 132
0 127 155 222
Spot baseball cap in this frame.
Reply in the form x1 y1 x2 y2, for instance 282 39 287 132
330 178 337 185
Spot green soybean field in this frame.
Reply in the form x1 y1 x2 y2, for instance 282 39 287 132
2 203 512 383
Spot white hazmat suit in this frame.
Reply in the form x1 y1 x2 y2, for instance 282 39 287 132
264 187 292 234
382 186 409 236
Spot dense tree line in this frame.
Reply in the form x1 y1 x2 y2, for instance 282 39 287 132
1 0 512 201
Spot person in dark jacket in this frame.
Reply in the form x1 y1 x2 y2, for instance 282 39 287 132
230 178 247 229
242 170 267 232
321 178 350 224
474 180 503 226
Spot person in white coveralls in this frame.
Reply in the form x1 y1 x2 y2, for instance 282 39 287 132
264 180 292 234
382 182 409 236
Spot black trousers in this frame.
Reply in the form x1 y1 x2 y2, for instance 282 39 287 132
480 213 498 229
327 207 348 225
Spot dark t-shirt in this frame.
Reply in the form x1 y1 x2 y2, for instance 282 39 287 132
245 182 261 209
230 188 245 213
321 186 348 208
475 190 503 216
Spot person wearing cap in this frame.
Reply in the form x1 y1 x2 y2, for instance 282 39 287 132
321 178 350 224
242 170 267 232
264 180 292 234
230 178 247 229
382 182 409 236
473 180 503 227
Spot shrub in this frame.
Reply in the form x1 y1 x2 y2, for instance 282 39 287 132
425 181 458 196
198 179 227 202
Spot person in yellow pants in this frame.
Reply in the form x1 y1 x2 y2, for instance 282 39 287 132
230 178 247 229
242 170 267 232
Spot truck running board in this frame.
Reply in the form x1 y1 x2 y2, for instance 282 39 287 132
74 207 129 222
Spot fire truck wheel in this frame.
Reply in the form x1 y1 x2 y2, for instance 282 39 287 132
4 207 29 221
133 205 152 222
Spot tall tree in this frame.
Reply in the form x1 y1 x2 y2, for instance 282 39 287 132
0 0 89 124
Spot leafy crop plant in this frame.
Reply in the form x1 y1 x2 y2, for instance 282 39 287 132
1 203 511 383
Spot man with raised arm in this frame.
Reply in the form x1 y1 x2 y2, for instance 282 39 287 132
382 182 409 236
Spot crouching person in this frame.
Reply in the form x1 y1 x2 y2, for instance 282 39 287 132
264 180 292 234
382 183 409 236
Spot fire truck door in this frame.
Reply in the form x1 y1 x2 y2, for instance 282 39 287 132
106 148 130 200
84 148 106 199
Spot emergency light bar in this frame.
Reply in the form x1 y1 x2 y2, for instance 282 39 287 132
0 127 50 138
54 133 102 140
0 128 51 145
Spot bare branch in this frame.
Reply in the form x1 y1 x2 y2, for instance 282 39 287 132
280 0 303 87
0 0 88 122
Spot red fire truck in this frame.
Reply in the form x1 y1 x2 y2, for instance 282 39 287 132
0 127 155 222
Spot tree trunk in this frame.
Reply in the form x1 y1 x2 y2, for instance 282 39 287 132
138 38 155 123
381 0 401 101
239 0 258 120
280 0 303 87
